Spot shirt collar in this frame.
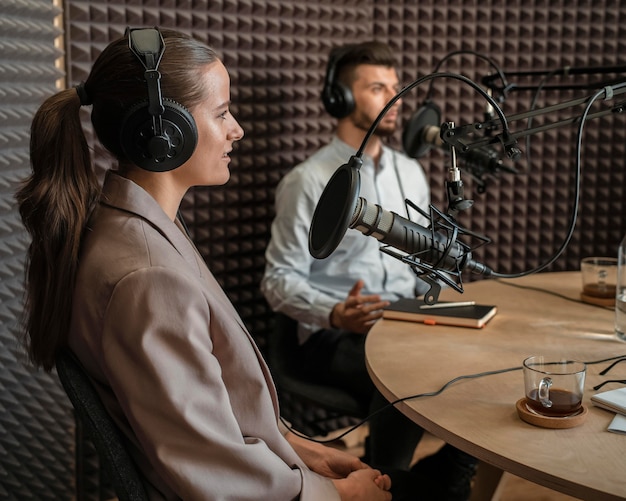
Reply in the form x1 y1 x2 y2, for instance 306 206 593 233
331 135 393 174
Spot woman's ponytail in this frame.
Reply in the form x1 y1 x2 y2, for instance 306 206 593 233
16 88 100 371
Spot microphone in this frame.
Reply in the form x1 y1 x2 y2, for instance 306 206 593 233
402 101 517 175
308 157 492 277
402 100 442 158
456 143 518 175
349 197 492 277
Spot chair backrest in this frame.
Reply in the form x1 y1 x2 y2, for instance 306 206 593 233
267 313 368 421
55 349 149 501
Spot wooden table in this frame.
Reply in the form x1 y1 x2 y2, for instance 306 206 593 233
365 272 626 501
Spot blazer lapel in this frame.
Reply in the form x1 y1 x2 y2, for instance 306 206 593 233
99 171 201 276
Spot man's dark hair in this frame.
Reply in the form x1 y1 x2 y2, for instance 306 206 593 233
332 40 397 87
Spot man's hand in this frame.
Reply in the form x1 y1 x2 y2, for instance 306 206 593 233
330 280 390 334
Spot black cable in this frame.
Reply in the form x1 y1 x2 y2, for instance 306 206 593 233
489 82 626 280
494 278 614 309
424 50 510 103
281 364 521 444
282 353 626 444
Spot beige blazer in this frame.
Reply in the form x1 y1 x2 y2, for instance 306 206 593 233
68 171 339 501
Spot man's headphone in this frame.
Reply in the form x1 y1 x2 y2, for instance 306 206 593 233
119 27 198 172
321 46 355 119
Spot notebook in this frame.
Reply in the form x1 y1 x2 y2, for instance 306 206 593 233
382 298 497 329
608 413 626 435
591 387 626 416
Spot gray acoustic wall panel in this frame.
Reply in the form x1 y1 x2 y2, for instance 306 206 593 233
0 0 75 499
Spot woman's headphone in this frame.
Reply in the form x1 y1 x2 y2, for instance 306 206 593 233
119 27 198 172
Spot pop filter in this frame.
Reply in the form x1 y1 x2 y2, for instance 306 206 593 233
309 155 362 259
402 100 442 159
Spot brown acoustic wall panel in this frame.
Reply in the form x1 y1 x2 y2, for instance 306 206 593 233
64 0 626 347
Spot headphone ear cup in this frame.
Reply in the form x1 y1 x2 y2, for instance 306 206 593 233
322 80 355 119
119 98 198 172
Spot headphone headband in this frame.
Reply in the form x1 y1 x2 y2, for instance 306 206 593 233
127 27 164 66
127 28 166 120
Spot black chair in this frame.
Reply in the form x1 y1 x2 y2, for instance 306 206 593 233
55 349 149 501
267 313 368 437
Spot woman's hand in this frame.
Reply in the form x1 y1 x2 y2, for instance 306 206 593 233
286 432 365 478
332 468 392 501
286 431 392 500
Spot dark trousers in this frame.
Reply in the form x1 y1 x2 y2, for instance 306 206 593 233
297 329 424 470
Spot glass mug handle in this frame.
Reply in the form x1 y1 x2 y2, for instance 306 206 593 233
538 377 553 408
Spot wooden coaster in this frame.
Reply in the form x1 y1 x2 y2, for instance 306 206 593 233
516 398 588 429
580 292 615 307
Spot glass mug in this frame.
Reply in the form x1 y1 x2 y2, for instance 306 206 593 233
523 356 586 417
581 256 617 299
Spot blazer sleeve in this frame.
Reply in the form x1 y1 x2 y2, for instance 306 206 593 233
100 266 339 501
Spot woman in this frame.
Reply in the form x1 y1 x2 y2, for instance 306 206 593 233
16 27 391 500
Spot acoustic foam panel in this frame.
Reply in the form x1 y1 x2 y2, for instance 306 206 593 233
2 1 623 497
0 2 76 499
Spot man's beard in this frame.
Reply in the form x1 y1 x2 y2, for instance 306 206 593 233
353 111 397 138
373 125 396 138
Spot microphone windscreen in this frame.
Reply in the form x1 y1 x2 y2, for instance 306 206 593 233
402 100 442 159
309 157 362 259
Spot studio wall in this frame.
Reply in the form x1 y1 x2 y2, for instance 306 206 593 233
1 0 625 498
0 1 75 499
64 0 626 345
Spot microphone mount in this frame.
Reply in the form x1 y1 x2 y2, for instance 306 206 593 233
378 200 491 304
482 64 626 95
442 122 474 217
441 84 626 154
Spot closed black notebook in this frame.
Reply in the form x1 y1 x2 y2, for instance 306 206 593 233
383 298 497 329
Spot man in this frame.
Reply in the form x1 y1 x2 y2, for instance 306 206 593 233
262 40 476 500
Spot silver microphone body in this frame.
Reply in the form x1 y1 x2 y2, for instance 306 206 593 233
349 197 492 276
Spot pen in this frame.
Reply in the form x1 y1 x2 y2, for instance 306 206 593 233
419 301 476 309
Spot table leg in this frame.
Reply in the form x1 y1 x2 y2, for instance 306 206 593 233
470 461 505 501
